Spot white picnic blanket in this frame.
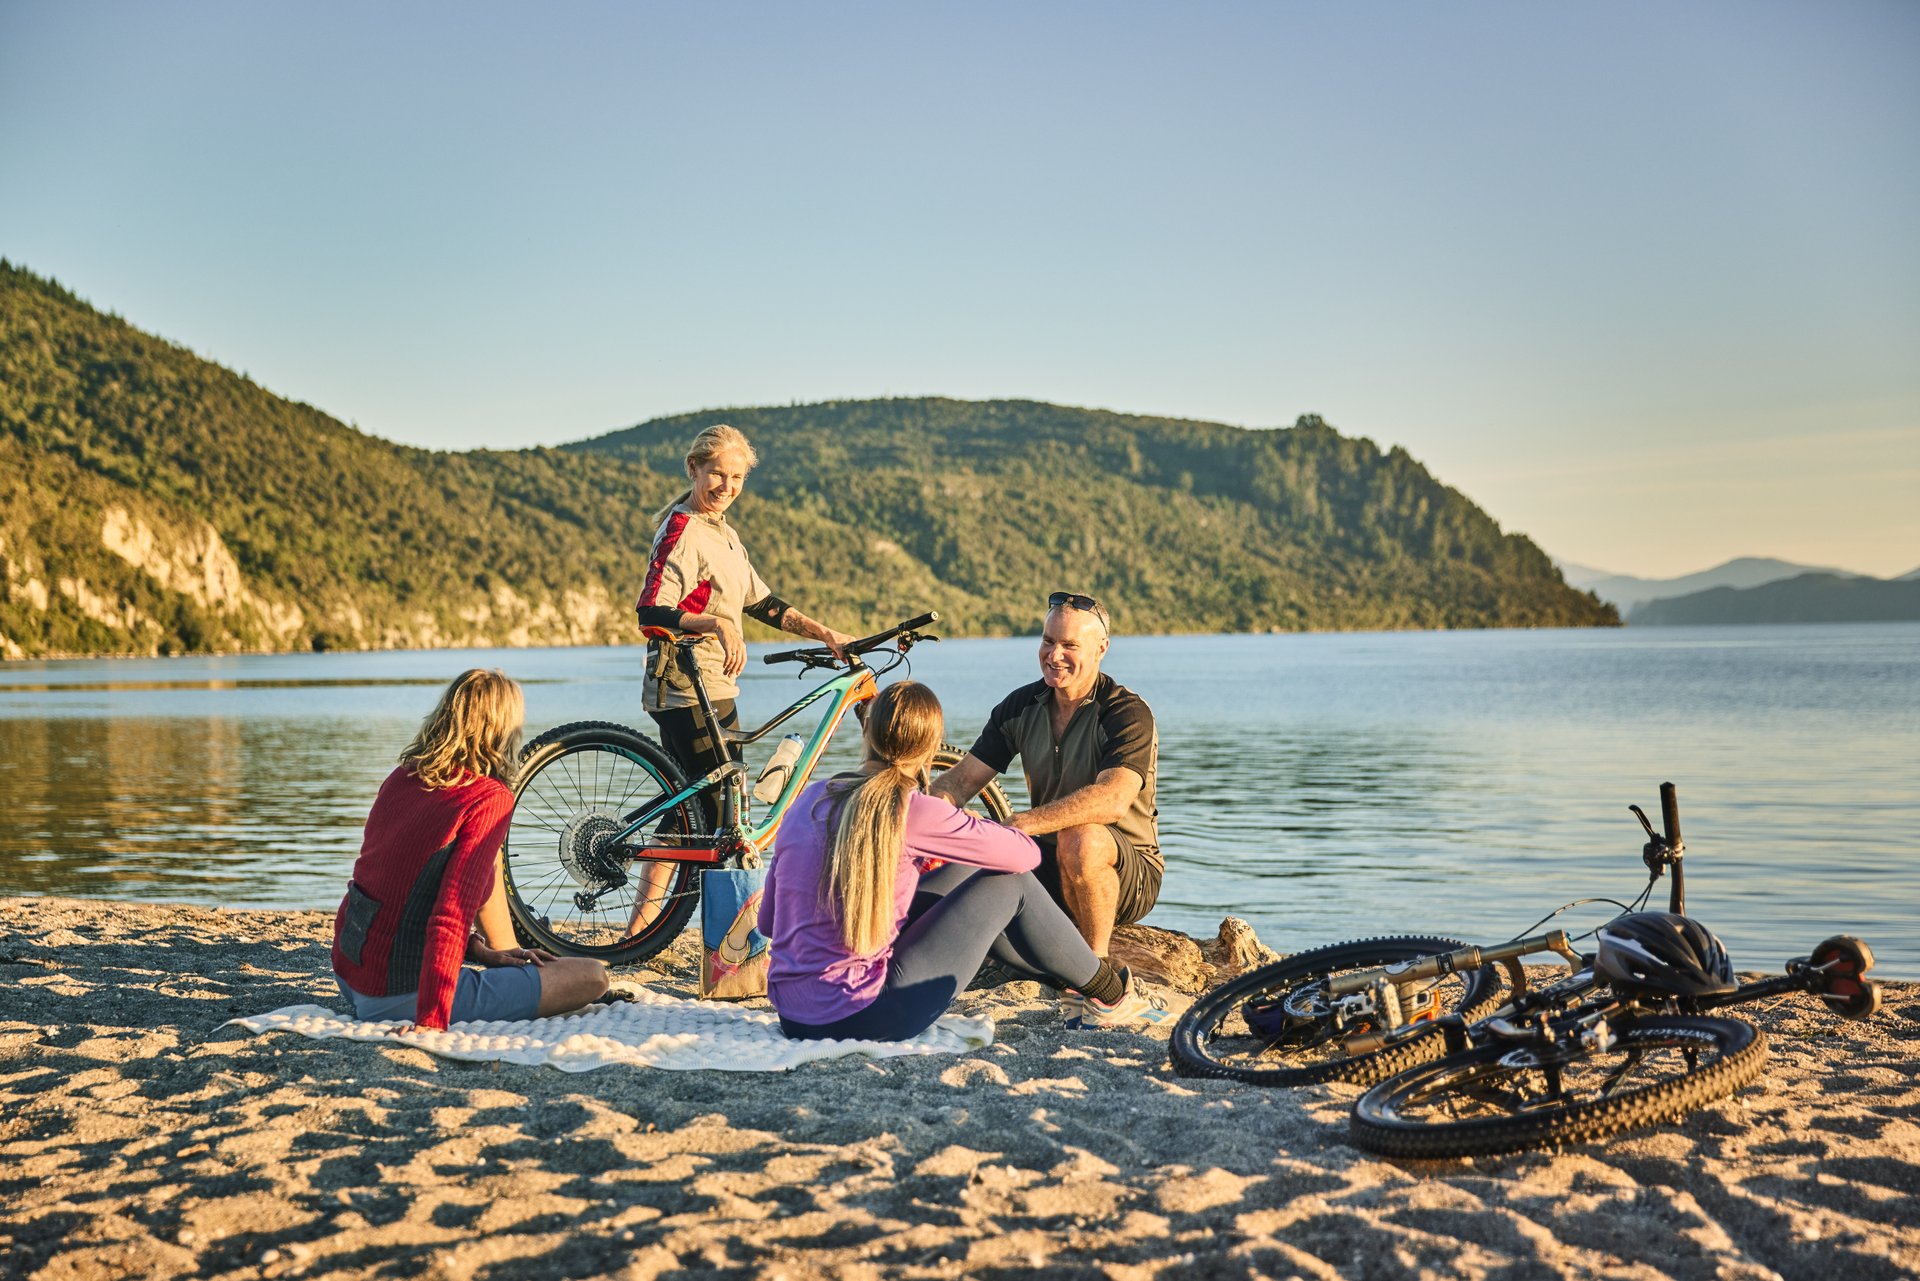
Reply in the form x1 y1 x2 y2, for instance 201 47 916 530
224 984 994 1072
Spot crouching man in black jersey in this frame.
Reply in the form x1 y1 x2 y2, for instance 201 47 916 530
930 592 1161 959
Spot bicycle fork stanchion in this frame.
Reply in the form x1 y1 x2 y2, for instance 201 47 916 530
1326 930 1582 999
1328 931 1583 1055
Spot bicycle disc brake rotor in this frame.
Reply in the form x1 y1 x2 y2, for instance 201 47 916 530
558 809 628 891
1282 984 1336 1025
1246 982 1348 1048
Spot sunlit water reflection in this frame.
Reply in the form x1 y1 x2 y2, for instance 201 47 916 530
3 625 1915 977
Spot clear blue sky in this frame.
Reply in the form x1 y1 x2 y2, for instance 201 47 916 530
3 1 1916 578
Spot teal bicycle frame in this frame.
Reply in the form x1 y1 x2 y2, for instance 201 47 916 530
612 638 884 867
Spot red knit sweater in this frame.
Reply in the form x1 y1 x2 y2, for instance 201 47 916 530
331 766 515 1029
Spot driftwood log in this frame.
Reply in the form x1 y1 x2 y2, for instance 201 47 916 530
1108 917 1280 995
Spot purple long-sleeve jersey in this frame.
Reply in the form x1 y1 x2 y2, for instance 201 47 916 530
758 779 1040 1025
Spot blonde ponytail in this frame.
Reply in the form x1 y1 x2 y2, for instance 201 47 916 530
823 681 944 956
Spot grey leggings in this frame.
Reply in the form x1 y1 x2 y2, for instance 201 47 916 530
779 863 1102 1042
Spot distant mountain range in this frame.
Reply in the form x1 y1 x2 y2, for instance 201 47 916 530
1556 557 1858 615
1628 573 1920 626
1555 555 1920 627
0 261 1614 659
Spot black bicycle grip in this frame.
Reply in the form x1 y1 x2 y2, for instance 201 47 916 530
763 650 806 665
1659 781 1682 846
846 610 943 654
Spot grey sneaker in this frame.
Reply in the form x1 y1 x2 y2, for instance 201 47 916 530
1064 967 1171 1031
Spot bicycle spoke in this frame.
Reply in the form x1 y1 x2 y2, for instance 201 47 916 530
514 792 570 836
1599 1047 1644 1097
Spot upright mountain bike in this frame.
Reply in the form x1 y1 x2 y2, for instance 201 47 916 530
502 611 1010 966
1171 784 1882 1156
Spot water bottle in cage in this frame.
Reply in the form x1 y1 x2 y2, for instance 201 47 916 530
752 734 806 804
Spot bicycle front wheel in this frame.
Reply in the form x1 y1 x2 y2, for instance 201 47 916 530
1169 936 1505 1087
1351 1014 1766 1159
505 720 709 967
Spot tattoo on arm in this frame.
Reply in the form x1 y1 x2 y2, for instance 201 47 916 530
782 607 825 639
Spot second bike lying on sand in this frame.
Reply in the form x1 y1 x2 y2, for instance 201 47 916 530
501 611 1011 966
1169 783 1883 1158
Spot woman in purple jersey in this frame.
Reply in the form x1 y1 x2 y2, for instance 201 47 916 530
757 681 1168 1039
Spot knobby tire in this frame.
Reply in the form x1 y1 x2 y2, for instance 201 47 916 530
1169 935 1505 1087
1349 1014 1766 1159
504 720 707 967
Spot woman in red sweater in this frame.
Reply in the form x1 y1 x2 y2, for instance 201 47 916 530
332 669 609 1030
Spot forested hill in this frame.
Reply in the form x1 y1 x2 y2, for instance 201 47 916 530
0 262 1613 659
570 402 1616 636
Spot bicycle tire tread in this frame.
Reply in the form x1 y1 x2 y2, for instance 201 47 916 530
520 720 655 754
1350 1016 1768 1159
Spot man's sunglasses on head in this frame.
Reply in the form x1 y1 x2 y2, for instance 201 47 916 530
1048 591 1110 636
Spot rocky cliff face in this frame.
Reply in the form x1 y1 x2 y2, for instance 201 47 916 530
0 498 638 659
99 505 308 645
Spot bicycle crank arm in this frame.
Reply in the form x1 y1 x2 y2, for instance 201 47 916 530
1713 939 1885 1020
1707 973 1806 1007
1341 1021 1445 1056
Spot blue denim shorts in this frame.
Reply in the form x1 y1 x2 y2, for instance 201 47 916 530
336 964 543 1026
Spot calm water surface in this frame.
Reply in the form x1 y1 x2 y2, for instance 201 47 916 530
2 625 1915 977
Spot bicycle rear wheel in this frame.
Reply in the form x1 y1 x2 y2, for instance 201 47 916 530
1351 1014 1766 1159
1169 936 1505 1087
504 720 709 967
934 745 1012 822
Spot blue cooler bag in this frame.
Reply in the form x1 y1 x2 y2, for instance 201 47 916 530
700 867 770 999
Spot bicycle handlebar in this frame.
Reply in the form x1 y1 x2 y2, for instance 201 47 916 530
1659 781 1682 848
763 611 941 667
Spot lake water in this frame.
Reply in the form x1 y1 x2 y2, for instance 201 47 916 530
2 624 1915 978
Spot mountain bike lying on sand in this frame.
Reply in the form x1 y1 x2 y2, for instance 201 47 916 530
502 611 1010 966
1170 783 1883 1158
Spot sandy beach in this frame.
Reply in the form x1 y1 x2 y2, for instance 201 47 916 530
2 895 1915 1281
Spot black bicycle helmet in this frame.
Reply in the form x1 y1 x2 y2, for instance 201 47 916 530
1596 911 1737 998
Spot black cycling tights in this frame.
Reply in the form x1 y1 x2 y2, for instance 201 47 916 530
779 864 1104 1042
648 700 739 831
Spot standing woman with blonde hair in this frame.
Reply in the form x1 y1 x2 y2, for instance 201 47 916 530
631 424 855 927
332 669 609 1030
757 681 1168 1040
